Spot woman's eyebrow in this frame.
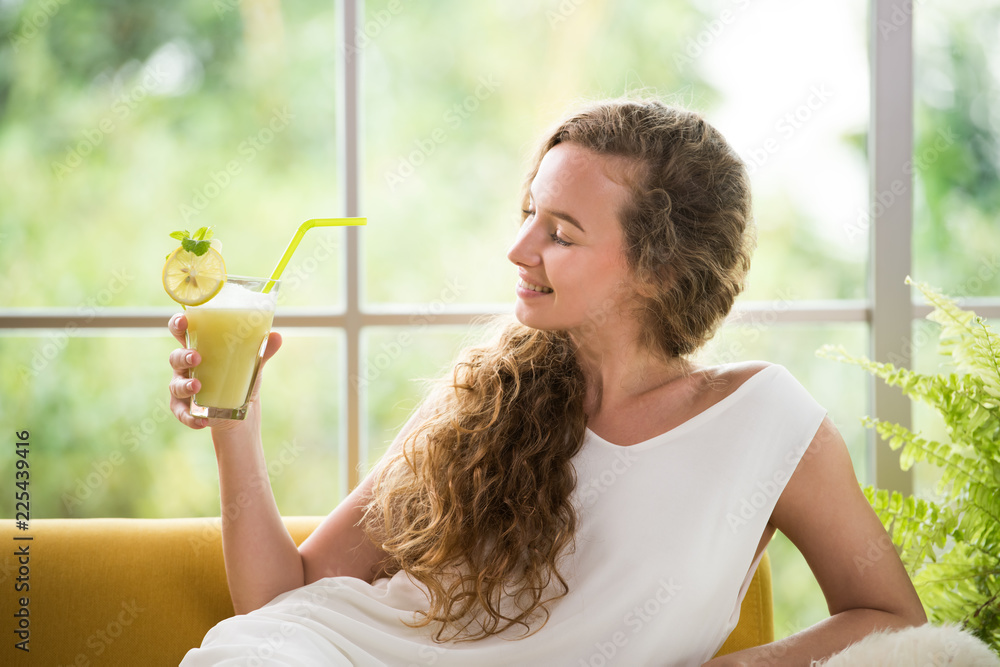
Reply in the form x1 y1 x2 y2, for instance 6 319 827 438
528 187 587 233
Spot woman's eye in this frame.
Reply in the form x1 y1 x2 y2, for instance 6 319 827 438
550 233 572 247
522 208 570 246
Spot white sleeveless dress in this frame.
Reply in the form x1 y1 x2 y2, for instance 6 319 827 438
181 363 828 666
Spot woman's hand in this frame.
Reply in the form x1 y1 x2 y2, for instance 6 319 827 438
167 312 282 432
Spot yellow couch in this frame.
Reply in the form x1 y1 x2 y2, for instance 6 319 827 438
0 518 772 665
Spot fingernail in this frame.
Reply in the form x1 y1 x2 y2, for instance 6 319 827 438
186 352 194 364
187 380 196 391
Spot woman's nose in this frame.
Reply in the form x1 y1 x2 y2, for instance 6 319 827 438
507 220 540 267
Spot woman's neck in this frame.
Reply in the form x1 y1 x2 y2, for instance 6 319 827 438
574 337 695 418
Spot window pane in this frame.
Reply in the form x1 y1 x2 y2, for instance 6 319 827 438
362 325 484 471
703 0 869 301
0 331 343 517
362 0 867 304
0 1 343 308
914 2 1000 297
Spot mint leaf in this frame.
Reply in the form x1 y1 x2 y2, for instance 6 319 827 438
181 238 212 256
193 226 214 241
169 230 189 242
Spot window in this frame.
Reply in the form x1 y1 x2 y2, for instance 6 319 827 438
2 0 995 643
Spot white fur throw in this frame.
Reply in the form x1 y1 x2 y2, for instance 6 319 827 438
810 623 999 667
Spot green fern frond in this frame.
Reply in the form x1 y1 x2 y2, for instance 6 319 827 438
910 278 1000 398
821 279 1000 655
862 487 960 575
863 418 980 494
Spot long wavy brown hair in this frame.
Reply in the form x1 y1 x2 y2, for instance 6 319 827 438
361 97 755 642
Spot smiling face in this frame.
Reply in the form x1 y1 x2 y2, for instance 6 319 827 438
507 142 639 340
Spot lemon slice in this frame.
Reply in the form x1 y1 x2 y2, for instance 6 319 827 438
162 247 227 306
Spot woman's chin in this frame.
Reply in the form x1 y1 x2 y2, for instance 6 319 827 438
513 308 562 333
513 305 543 329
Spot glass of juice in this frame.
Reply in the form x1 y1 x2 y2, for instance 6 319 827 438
185 276 279 420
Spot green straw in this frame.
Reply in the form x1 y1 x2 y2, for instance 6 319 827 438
263 217 366 293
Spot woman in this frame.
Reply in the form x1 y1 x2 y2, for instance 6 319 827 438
169 98 927 665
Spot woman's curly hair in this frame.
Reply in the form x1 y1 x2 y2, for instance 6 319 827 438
361 97 755 642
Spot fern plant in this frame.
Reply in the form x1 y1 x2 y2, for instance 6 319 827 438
817 278 1000 654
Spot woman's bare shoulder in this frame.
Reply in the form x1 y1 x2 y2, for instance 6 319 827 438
698 359 775 392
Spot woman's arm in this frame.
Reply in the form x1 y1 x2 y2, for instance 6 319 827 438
210 403 427 610
169 313 302 614
703 416 927 666
211 412 304 614
169 312 431 613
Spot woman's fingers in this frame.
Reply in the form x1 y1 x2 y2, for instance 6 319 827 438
172 400 209 429
168 375 208 428
261 331 282 364
168 347 201 372
169 374 199 399
167 312 209 428
168 312 188 346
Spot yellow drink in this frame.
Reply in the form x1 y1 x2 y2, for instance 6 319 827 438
188 308 273 408
186 277 278 419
